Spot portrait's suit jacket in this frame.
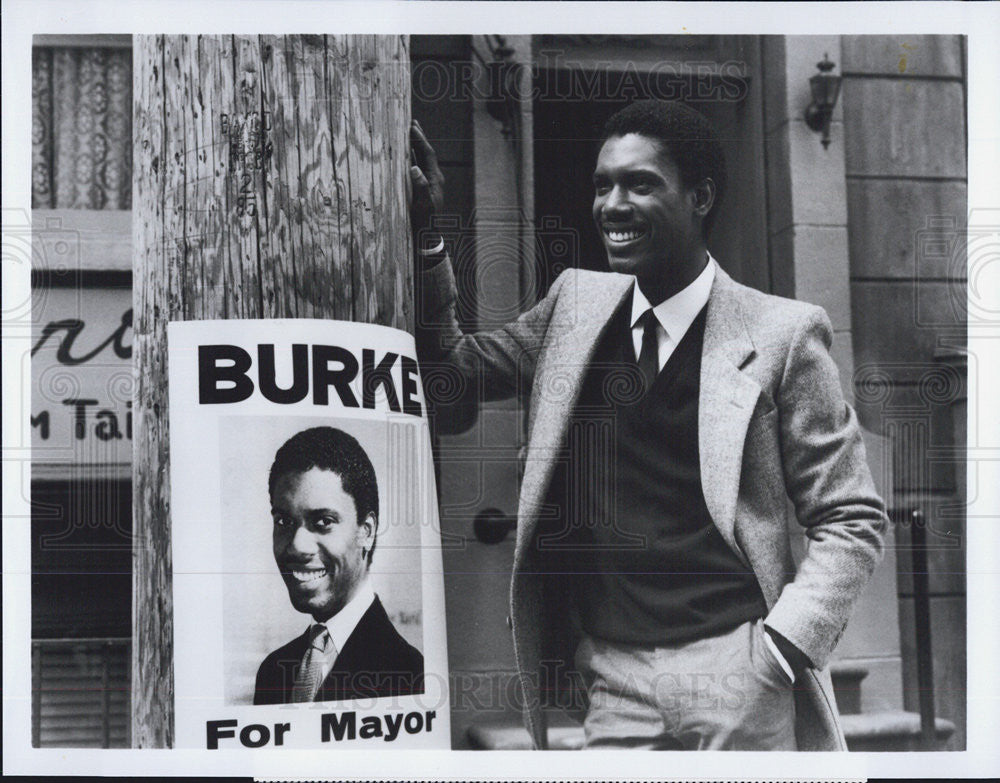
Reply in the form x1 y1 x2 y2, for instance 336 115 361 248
253 595 424 705
417 259 888 751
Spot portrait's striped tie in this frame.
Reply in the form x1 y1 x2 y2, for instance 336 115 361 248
291 624 334 703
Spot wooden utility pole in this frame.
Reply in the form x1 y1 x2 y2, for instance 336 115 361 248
132 35 412 747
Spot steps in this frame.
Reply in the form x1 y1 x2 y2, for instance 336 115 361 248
467 720 581 751
830 661 868 715
467 713 956 752
840 712 955 752
830 661 955 751
465 661 956 751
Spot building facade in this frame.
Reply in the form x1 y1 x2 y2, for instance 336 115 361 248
29 33 966 750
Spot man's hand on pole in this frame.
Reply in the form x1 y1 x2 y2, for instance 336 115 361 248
409 119 446 257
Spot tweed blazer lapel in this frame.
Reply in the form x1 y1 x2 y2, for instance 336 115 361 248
514 271 634 564
698 266 762 562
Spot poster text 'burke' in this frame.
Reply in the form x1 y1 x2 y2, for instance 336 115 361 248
198 344 423 417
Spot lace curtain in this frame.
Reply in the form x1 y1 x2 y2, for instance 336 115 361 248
32 47 132 209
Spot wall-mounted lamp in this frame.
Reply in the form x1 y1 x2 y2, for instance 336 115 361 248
804 54 842 150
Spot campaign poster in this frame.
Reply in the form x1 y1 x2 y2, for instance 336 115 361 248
167 319 449 749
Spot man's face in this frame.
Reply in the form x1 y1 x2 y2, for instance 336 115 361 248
592 133 704 290
271 467 375 623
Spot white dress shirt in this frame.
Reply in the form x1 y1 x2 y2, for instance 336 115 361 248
628 255 716 368
310 577 376 683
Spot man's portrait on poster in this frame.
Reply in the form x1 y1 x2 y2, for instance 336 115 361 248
253 426 425 705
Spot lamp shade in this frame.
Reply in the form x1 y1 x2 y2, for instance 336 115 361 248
809 55 841 110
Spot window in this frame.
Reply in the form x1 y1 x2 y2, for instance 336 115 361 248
32 39 132 210
31 35 135 749
32 640 130 748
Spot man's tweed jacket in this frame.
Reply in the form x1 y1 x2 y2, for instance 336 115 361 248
417 258 887 751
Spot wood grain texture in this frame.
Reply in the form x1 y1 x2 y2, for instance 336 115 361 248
132 34 411 747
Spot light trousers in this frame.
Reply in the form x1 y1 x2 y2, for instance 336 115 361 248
574 618 797 750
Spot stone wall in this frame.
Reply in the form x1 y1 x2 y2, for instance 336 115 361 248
842 34 968 750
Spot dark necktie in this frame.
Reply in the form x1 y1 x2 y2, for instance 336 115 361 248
637 309 659 392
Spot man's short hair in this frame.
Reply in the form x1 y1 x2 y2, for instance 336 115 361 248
269 426 379 564
601 100 727 237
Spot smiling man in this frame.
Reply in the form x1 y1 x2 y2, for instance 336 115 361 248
253 426 423 705
592 125 717 305
411 100 887 750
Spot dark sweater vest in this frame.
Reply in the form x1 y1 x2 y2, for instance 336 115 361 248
542 301 767 646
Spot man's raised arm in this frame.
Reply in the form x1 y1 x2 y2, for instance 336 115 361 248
407 119 568 415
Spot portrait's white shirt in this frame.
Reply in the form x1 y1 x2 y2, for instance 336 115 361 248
311 577 375 682
629 254 716 369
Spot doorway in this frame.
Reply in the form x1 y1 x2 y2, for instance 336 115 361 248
532 36 770 294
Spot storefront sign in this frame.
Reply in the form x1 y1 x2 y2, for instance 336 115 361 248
30 287 133 466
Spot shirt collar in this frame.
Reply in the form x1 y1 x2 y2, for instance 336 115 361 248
629 254 716 340
315 577 375 654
